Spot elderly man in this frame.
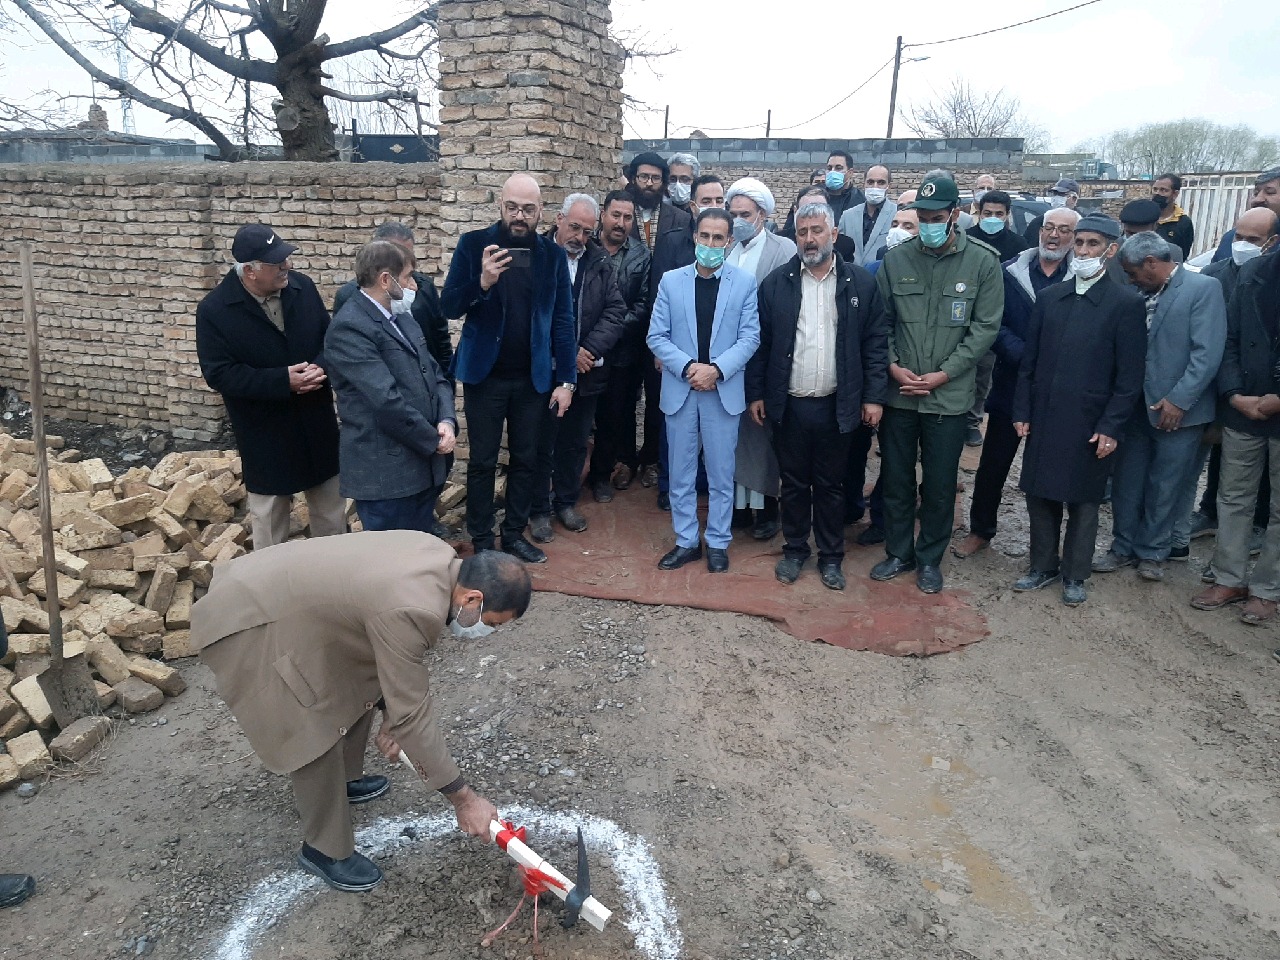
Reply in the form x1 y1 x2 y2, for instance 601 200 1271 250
648 209 761 573
668 152 700 212
1213 167 1280 261
326 241 456 534
196 223 345 550
1094 232 1226 581
1022 178 1080 245
529 194 629 541
954 207 1079 559
192 533 525 892
747 200 888 589
869 172 1004 594
725 177 797 539
441 173 577 565
587 190 652 502
970 174 996 215
838 165 897 267
1153 174 1195 259
1011 216 1146 606
1192 242 1280 624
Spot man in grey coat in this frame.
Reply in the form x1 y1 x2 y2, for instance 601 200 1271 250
325 240 457 533
1094 232 1226 581
837 165 897 267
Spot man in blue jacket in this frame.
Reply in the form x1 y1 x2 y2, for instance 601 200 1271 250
441 174 577 564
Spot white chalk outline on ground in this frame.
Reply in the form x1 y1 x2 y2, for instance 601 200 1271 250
209 806 684 960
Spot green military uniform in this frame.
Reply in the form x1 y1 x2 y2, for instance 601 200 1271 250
874 174 1004 576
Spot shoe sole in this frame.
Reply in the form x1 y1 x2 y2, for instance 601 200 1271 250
504 549 547 564
870 566 916 582
557 518 588 532
820 575 845 591
1190 529 1217 539
917 581 943 594
297 854 383 892
1190 596 1247 611
1062 596 1086 607
347 781 390 805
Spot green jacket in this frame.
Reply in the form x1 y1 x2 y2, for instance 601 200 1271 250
875 231 1004 415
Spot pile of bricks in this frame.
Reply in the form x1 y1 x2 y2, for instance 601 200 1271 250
0 432 253 789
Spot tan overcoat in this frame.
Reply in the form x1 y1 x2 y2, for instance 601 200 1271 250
191 531 461 788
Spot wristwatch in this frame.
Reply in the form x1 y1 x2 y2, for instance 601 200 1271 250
558 382 576 392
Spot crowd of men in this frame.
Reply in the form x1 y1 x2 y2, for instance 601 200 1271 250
194 157 1280 617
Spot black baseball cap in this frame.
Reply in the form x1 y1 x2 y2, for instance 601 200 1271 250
231 223 298 264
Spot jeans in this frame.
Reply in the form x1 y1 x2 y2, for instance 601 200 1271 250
463 375 546 548
1110 416 1204 561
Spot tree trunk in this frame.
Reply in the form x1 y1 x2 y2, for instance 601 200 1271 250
273 45 337 161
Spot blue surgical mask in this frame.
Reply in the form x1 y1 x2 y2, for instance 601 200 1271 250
825 171 845 191
695 243 726 270
919 221 952 249
449 601 495 640
731 216 758 244
979 216 1005 236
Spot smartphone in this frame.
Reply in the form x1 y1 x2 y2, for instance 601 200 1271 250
505 248 532 270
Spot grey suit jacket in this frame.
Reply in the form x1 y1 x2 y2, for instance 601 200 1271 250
1141 267 1226 429
728 230 797 282
839 201 898 267
325 291 457 500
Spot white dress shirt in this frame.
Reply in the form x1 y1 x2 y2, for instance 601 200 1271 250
728 228 767 278
789 263 838 397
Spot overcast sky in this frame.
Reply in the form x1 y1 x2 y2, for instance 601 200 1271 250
1 0 1275 153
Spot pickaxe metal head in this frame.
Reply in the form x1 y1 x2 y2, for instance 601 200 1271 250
560 826 590 929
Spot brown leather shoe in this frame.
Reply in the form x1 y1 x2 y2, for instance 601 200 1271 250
1190 584 1248 610
611 463 633 490
1240 596 1278 625
951 534 990 559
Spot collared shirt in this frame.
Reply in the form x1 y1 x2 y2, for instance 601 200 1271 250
1143 265 1179 330
361 290 417 356
640 206 659 250
728 228 766 277
565 250 582 284
252 291 284 332
790 263 838 397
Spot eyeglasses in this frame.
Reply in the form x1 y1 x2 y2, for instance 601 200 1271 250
634 173 663 185
1040 224 1075 235
502 201 539 218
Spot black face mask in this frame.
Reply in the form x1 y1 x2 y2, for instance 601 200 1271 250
1152 194 1171 210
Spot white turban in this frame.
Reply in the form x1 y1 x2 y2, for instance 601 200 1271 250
724 177 776 217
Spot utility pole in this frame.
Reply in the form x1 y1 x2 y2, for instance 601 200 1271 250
111 15 136 134
765 109 771 137
885 35 903 139
663 105 669 139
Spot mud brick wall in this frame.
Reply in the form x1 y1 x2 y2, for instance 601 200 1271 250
0 162 441 442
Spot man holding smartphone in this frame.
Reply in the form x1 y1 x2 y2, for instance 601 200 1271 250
442 173 578 564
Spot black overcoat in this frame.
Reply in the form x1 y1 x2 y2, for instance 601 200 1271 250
195 269 340 495
1012 273 1147 503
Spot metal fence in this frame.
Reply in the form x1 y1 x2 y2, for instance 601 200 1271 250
1178 173 1258 257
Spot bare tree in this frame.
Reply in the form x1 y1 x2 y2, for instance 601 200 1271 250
904 78 1050 153
0 0 440 160
1080 120 1280 178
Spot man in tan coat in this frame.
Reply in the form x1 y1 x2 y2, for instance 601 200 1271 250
191 531 530 892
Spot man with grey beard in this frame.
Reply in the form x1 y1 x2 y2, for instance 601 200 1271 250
746 202 889 590
953 206 1079 559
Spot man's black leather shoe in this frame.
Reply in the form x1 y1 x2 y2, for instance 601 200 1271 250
706 547 729 573
916 564 944 594
503 536 547 564
0 874 35 908
818 563 846 591
346 775 389 805
657 491 671 511
658 544 702 570
1013 569 1060 592
555 506 588 532
775 556 803 584
856 524 886 546
298 844 383 892
591 480 614 503
870 556 916 581
752 519 781 540
528 515 555 543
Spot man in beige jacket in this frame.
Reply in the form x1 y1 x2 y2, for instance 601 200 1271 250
191 531 530 892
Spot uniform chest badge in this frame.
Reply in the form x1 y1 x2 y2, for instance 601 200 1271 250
955 282 967 293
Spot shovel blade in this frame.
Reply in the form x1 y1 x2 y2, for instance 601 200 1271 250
36 653 102 729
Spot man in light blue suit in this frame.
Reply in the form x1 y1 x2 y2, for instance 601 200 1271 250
1094 231 1227 582
647 208 761 573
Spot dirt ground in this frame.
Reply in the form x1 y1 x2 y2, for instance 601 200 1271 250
4 412 1280 960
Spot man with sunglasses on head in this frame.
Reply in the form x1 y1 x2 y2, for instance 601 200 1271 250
441 174 578 565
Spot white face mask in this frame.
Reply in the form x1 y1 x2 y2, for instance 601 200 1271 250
389 282 415 316
1048 195 1068 209
865 187 888 205
1231 240 1265 266
973 189 989 206
449 601 494 640
669 182 691 205
886 226 914 249
1069 254 1107 279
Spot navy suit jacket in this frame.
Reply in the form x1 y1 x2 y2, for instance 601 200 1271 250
647 263 760 417
325 292 457 501
440 223 577 393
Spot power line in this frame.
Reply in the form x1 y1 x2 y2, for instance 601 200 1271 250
771 56 896 132
905 0 1102 48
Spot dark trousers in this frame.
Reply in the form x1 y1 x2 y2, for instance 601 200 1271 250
463 375 546 548
968 410 1022 539
588 362 642 483
1200 442 1270 527
773 395 851 564
639 351 663 466
880 407 968 567
355 486 442 533
844 424 885 527
533 392 599 515
1026 495 1099 582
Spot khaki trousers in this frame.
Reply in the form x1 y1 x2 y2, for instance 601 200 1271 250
288 708 375 859
247 475 346 550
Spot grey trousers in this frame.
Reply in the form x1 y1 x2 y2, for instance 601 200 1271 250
1213 428 1280 600
247 475 346 550
1027 495 1100 582
289 708 375 859
968 350 996 428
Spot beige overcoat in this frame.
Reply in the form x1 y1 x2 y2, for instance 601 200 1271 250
191 531 461 788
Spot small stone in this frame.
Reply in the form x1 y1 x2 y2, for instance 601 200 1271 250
16 781 39 799
775 852 791 869
805 888 822 904
629 644 646 656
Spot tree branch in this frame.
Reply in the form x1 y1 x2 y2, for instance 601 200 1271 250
109 0 275 83
322 5 437 61
206 0 253 16
11 0 239 158
320 84 415 104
